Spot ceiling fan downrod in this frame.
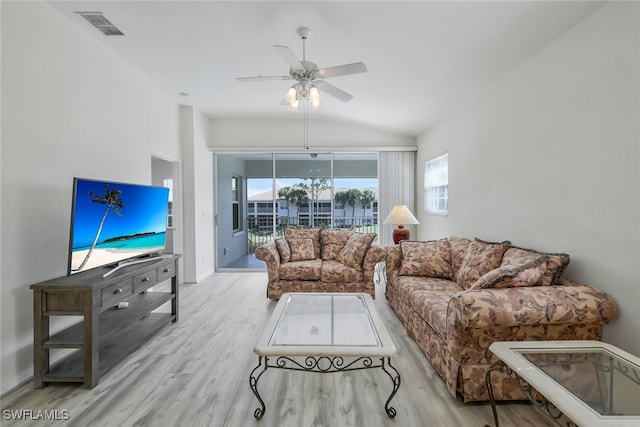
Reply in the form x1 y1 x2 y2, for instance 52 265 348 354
297 27 310 61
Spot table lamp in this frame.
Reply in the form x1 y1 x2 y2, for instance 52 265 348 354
383 205 419 244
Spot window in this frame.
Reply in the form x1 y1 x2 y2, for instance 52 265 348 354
425 153 448 215
232 175 242 232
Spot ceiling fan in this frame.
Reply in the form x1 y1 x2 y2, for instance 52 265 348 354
236 27 368 111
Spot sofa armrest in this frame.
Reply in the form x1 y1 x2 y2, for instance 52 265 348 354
364 244 387 265
446 283 618 333
254 242 280 283
384 244 401 286
360 245 386 298
363 243 386 279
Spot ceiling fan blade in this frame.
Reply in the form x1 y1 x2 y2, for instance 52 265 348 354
274 45 304 72
236 75 291 82
315 81 353 102
317 62 368 79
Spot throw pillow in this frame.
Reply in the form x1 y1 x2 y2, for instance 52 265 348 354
284 228 321 259
448 236 472 283
501 247 544 266
336 233 376 270
287 238 316 262
457 238 510 289
509 245 570 286
275 238 291 263
470 255 548 289
399 239 453 278
320 228 354 260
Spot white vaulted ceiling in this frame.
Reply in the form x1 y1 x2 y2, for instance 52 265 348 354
48 1 604 137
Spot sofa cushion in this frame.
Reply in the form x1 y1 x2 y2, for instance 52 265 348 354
279 259 322 281
320 228 354 260
395 275 464 293
275 238 291 263
470 256 548 289
399 239 453 279
394 275 463 304
321 260 364 283
448 236 473 283
284 228 321 259
336 233 376 270
406 290 459 339
509 246 570 286
457 239 510 289
288 238 316 262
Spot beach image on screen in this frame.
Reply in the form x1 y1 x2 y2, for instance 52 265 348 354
69 179 169 274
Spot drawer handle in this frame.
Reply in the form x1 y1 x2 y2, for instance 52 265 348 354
163 268 171 273
142 277 150 282
113 288 123 294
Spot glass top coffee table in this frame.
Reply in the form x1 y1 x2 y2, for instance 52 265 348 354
249 293 400 420
486 340 640 427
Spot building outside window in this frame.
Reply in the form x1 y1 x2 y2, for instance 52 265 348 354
425 153 448 215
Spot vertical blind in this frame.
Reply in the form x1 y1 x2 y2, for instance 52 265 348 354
378 151 417 247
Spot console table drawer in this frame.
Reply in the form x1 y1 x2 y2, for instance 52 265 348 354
134 269 158 293
101 280 133 307
157 263 176 282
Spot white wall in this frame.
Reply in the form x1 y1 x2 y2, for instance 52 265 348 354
0 2 182 393
417 2 639 355
191 109 215 281
181 107 215 282
210 117 415 150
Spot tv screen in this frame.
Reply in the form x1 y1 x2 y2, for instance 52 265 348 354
68 178 170 275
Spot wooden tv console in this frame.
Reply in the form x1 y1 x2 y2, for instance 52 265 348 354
30 254 180 389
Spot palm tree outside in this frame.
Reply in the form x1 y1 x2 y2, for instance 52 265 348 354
277 186 308 226
341 188 363 226
334 190 352 227
360 189 376 225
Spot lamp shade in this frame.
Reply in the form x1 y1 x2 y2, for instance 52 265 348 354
383 205 419 225
383 205 419 244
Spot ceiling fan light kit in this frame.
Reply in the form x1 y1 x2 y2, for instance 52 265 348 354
284 82 321 112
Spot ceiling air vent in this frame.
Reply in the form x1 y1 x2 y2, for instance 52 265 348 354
77 12 124 36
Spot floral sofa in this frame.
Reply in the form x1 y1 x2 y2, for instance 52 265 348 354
385 237 618 402
255 227 386 299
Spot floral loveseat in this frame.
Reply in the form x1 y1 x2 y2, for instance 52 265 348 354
385 237 618 402
255 227 386 299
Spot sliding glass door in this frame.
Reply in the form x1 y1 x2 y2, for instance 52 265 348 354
217 152 378 269
333 153 378 234
274 153 332 229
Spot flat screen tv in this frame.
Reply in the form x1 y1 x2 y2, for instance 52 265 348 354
68 178 170 276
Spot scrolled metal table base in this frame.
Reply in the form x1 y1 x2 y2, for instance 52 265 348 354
484 363 578 427
249 355 401 420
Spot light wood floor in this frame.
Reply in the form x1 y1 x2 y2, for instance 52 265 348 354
1 272 551 427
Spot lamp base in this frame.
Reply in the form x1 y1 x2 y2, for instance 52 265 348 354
392 226 410 244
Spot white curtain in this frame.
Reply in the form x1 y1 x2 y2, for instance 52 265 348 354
378 151 417 247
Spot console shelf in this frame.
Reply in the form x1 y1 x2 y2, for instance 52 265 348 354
30 254 180 389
